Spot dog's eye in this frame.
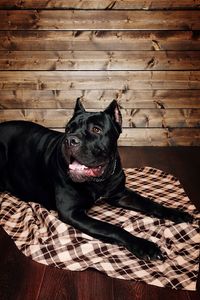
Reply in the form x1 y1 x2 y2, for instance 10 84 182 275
91 126 102 134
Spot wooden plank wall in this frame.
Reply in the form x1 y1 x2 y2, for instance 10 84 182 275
0 1 200 146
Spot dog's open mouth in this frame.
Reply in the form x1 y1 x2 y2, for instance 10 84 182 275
69 158 106 178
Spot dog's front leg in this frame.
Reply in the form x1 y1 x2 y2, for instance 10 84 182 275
58 206 164 261
108 188 193 224
55 185 164 260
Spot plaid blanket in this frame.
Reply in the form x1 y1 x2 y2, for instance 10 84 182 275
0 167 199 290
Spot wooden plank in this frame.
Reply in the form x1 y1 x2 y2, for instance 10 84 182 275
1 51 200 71
49 128 200 146
1 10 200 30
1 108 200 128
39 269 114 300
0 71 200 90
122 108 200 128
0 227 46 300
1 0 200 10
1 90 200 109
119 128 200 146
1 108 199 145
0 109 73 127
1 31 200 51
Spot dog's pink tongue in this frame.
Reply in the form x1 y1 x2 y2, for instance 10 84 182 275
69 160 102 177
69 160 87 171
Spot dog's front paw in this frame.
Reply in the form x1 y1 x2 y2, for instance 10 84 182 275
127 238 165 261
168 208 194 224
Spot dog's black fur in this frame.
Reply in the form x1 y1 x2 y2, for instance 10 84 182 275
0 99 193 261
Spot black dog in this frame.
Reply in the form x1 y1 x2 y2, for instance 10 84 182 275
0 99 193 261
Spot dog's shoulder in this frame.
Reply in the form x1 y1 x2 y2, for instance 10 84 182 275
0 120 46 131
0 120 63 145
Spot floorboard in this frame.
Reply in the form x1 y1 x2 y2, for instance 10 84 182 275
0 227 46 300
0 147 199 300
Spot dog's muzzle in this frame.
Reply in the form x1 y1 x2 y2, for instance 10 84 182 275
62 136 110 182
69 159 106 178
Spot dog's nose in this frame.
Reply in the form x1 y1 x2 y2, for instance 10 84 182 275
66 136 81 147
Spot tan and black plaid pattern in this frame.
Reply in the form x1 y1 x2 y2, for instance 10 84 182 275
0 167 199 290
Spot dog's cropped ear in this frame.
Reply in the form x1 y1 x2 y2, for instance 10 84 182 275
74 98 86 115
104 100 122 133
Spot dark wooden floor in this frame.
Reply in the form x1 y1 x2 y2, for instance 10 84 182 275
0 147 200 300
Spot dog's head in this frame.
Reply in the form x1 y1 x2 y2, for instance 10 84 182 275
62 98 122 182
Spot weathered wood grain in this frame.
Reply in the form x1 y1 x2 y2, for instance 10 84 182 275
1 10 200 30
1 51 199 71
0 71 199 90
0 4 199 147
1 90 200 109
1 109 200 145
1 0 200 10
1 108 200 128
118 128 200 146
50 127 200 146
1 31 199 51
123 108 200 128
